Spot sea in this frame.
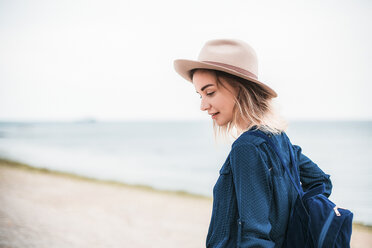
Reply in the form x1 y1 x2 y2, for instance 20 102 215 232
0 120 371 226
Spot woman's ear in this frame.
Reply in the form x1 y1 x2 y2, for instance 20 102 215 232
228 80 241 97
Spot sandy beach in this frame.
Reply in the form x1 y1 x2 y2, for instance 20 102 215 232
0 159 371 248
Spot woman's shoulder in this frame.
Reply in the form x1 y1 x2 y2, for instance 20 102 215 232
232 128 289 151
232 130 267 149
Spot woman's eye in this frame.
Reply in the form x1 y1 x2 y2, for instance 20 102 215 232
199 92 215 99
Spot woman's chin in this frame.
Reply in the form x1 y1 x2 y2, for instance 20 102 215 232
213 119 229 127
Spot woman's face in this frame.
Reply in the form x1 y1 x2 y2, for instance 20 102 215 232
192 70 238 126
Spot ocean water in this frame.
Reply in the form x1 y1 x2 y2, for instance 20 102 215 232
0 120 371 226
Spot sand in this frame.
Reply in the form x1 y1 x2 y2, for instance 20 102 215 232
0 159 371 248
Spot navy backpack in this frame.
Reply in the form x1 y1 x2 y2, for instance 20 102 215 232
247 130 353 248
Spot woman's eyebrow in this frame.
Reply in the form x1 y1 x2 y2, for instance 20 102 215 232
196 84 214 94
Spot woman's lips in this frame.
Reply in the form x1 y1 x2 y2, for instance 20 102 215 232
212 112 219 119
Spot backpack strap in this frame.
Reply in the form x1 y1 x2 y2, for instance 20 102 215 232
246 130 304 197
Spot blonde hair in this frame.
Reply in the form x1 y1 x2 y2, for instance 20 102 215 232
191 69 288 142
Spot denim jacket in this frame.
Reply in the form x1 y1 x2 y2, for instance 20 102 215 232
206 128 332 248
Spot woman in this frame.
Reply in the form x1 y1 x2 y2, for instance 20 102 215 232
173 39 332 247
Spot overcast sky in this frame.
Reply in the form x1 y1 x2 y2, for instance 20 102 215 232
0 0 371 122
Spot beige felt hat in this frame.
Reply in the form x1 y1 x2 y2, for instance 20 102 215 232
173 39 277 98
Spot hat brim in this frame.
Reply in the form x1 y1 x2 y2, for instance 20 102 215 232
174 59 277 98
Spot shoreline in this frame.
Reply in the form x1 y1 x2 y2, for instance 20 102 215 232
0 158 371 247
0 157 370 229
0 157 211 200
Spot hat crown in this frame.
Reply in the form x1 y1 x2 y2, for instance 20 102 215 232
197 39 258 77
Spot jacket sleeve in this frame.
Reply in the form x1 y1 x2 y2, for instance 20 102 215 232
230 143 275 248
292 144 333 197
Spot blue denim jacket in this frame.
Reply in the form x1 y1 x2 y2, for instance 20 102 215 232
206 128 332 248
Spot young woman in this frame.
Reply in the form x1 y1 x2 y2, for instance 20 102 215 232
173 39 333 247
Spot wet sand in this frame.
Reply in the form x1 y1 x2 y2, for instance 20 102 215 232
0 159 371 248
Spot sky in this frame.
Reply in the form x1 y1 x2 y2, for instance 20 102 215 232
0 0 371 122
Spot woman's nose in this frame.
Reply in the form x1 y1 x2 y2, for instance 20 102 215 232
200 98 210 111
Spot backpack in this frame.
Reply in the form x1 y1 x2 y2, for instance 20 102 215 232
247 130 353 248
